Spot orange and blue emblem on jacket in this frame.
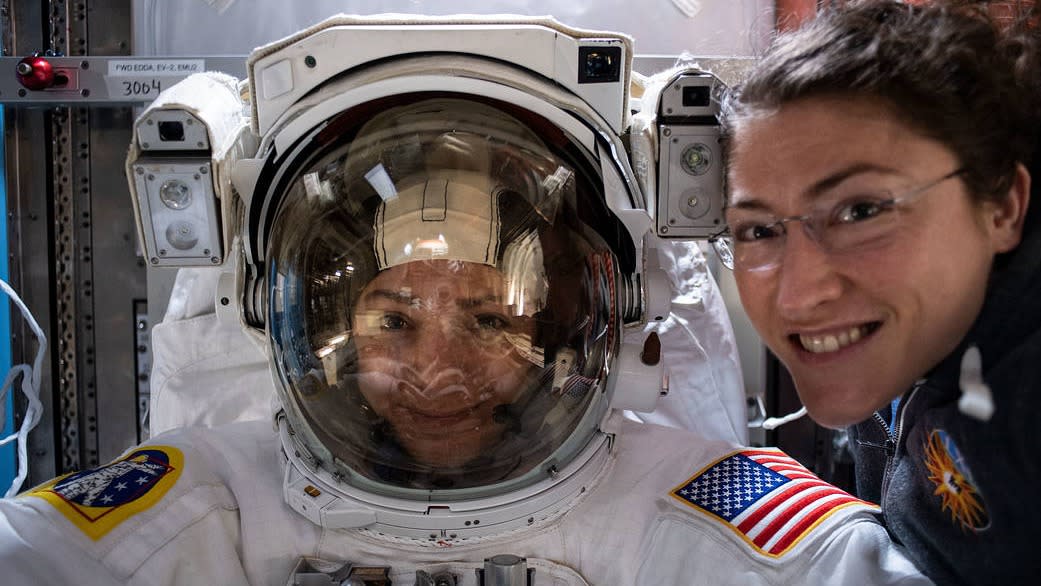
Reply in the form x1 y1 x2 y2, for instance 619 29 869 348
24 446 183 540
670 449 879 557
923 429 988 531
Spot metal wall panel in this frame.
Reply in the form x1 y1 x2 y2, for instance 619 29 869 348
3 0 59 484
3 0 140 485
88 103 144 459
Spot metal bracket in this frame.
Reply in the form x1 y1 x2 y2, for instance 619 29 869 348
0 56 246 105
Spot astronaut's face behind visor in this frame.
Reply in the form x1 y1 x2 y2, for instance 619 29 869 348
352 259 539 469
267 96 624 493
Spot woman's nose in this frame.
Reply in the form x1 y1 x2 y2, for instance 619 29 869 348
415 317 479 364
773 227 845 319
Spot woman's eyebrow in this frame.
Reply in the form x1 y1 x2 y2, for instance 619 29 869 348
363 289 415 305
805 162 898 198
362 289 503 309
456 293 503 310
728 162 899 212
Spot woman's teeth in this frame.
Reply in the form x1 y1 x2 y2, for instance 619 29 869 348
798 325 867 354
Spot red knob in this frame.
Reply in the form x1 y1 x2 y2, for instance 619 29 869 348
16 55 55 90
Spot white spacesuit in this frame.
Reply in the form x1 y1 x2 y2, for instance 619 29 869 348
0 16 929 586
0 416 926 585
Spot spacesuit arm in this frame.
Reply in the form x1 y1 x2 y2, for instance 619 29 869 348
0 500 124 585
634 510 930 585
634 506 931 585
789 516 933 585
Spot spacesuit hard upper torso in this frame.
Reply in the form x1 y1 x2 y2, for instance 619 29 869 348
0 414 928 586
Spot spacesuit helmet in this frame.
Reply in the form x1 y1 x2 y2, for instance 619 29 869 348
266 95 626 498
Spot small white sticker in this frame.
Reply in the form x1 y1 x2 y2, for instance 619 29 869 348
107 59 205 76
104 59 205 99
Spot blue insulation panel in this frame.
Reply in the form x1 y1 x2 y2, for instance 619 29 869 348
1 103 14 491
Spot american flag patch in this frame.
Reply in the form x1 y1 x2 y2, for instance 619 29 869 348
671 449 878 557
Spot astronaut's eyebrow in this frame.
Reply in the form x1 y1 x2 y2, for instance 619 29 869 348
363 289 503 309
364 289 415 305
456 293 503 310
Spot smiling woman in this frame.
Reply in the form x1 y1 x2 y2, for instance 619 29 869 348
719 1 1041 583
352 259 539 471
725 94 1012 429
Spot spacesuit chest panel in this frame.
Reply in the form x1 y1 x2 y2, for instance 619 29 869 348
286 555 590 586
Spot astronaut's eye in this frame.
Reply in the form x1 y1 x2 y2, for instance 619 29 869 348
380 313 410 330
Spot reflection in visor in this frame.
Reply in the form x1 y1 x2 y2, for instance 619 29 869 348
267 96 620 494
353 261 539 470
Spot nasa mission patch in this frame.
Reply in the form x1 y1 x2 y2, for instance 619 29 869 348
24 446 183 540
923 429 989 531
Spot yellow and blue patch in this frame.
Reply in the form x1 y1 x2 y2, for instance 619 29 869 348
24 445 183 540
923 429 988 531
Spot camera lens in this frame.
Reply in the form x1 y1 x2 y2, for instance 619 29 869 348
585 53 612 77
682 85 711 108
578 46 621 83
158 121 185 142
159 179 193 210
166 220 199 250
681 143 712 176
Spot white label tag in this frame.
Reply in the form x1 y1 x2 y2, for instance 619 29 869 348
105 59 206 99
107 59 205 76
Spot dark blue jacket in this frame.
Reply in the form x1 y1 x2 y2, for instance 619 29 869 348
848 199 1041 585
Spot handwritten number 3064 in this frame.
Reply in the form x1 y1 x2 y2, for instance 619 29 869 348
122 79 162 96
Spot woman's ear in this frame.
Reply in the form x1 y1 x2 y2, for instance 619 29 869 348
986 162 1031 253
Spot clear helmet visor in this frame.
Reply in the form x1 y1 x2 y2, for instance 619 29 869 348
267 96 620 494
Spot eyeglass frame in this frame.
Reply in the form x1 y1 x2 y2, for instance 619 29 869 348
708 167 967 272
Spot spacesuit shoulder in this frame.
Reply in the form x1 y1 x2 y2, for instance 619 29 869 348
616 430 930 583
3 420 276 583
592 421 924 583
663 446 879 558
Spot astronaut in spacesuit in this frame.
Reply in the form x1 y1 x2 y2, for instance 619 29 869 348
0 16 929 585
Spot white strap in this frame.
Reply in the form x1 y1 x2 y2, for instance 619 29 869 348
958 345 994 421
0 278 47 497
761 406 808 431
